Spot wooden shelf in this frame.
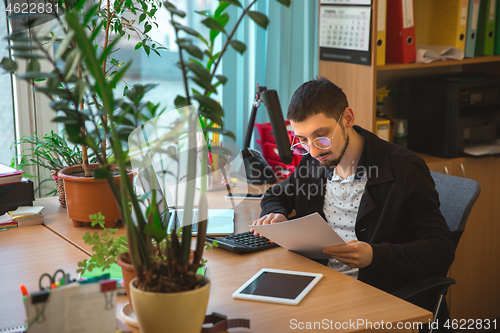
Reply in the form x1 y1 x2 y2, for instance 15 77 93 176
376 55 500 71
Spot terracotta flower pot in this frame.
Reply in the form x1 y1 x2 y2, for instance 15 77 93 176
116 252 137 306
129 276 210 333
59 164 134 228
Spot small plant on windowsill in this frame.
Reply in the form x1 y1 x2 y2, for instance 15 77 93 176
11 131 83 207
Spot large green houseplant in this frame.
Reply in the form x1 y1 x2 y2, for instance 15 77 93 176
2 0 289 331
57 0 165 227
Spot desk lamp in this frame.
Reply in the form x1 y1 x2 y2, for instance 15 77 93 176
239 85 293 184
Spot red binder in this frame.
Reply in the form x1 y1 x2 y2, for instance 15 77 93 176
386 0 416 63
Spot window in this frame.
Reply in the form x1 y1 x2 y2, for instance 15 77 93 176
113 0 214 111
0 7 16 166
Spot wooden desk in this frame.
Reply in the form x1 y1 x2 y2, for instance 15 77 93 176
37 196 127 255
203 247 431 333
37 187 265 254
2 197 432 332
0 225 87 329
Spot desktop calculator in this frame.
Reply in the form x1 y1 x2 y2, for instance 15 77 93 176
206 231 279 254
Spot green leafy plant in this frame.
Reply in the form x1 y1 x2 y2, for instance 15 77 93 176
167 0 289 140
1 0 289 295
12 130 82 172
11 131 83 196
76 212 128 274
76 212 217 275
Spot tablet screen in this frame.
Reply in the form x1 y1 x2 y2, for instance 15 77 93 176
240 271 316 300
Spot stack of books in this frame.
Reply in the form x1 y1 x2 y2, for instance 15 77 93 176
0 163 24 185
9 206 45 227
0 213 17 230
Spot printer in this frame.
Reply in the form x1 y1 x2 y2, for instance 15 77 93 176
399 73 500 158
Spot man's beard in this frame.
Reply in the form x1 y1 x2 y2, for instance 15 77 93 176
318 133 349 168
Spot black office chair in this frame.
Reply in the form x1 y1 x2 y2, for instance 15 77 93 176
392 170 481 333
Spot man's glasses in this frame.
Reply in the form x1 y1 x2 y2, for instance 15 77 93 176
290 113 343 156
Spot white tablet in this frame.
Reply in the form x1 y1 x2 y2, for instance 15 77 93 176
232 268 323 305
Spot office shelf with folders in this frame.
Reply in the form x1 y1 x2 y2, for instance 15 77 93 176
476 0 496 55
319 0 500 321
414 0 469 51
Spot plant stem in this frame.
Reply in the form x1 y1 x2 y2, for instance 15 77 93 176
78 65 92 177
172 12 191 105
210 0 258 78
101 0 112 163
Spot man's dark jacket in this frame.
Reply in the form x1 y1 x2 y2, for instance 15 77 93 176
260 126 455 293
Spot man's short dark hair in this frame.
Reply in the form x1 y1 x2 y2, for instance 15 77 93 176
287 77 349 123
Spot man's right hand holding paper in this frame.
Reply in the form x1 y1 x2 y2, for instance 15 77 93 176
251 213 288 236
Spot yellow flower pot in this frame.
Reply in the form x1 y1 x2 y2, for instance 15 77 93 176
129 276 210 333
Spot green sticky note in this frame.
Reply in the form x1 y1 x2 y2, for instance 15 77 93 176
196 265 206 276
81 263 123 279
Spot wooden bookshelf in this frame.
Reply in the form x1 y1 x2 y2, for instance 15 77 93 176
378 55 500 71
319 0 500 325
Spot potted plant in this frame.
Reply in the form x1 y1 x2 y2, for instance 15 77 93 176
11 130 83 207
1 0 289 331
10 0 164 227
76 211 215 307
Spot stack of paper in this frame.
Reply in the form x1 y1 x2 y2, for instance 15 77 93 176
9 206 45 227
0 163 24 185
416 44 464 63
0 212 17 230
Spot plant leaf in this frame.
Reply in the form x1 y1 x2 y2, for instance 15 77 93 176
172 22 199 37
27 59 41 72
93 167 112 179
63 49 82 81
12 52 45 59
221 0 241 7
0 57 17 73
174 95 188 108
214 2 230 18
182 44 203 59
202 17 225 33
186 62 211 82
247 11 269 29
73 80 86 104
190 76 217 94
229 40 246 54
215 75 227 85
192 94 224 116
55 30 75 60
143 224 166 242
202 126 235 140
275 0 291 6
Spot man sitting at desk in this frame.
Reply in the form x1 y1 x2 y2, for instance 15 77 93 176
251 77 454 295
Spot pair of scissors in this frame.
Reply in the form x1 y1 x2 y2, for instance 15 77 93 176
39 269 67 291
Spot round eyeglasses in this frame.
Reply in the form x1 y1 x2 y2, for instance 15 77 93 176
290 113 343 156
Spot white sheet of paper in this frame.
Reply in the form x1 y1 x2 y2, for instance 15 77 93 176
250 212 346 259
0 213 13 224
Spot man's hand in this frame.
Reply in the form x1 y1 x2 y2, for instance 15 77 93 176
322 240 373 269
250 213 288 236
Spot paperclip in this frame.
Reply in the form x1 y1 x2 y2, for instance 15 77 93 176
103 290 115 310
